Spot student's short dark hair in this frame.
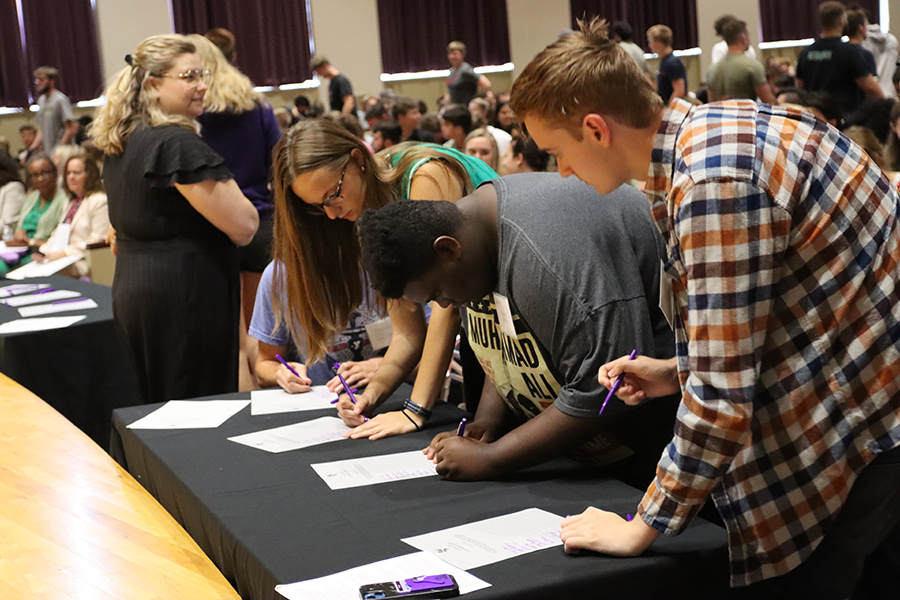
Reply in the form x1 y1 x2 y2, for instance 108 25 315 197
713 14 738 36
365 102 388 121
19 124 36 133
611 21 633 42
294 95 310 109
511 135 550 172
440 104 473 132
720 18 747 45
372 120 401 145
800 90 843 125
845 8 868 35
357 200 464 299
819 1 846 30
309 55 330 70
391 96 418 119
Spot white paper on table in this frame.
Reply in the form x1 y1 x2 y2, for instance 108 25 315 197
227 416 348 453
127 399 250 429
0 283 51 298
250 385 338 415
275 551 491 600
401 508 564 570
0 315 87 334
311 450 438 490
18 298 97 317
6 253 84 279
2 289 80 306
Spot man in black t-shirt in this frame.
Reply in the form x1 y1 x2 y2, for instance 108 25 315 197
310 55 357 116
796 1 883 117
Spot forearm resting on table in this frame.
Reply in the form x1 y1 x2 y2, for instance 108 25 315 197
485 405 603 474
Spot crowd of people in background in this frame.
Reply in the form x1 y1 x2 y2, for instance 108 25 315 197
0 2 898 595
0 1 897 398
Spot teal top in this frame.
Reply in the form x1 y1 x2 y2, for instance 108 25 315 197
390 143 498 199
16 188 67 241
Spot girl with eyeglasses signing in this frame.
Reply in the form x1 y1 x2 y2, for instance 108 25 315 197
272 119 497 439
92 34 258 405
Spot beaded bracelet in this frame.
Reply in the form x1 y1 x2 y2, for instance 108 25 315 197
402 398 433 420
401 409 421 430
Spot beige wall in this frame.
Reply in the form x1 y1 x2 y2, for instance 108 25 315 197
308 0 382 104
507 0 571 80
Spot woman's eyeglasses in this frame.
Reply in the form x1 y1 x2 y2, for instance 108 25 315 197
305 164 348 215
158 69 211 85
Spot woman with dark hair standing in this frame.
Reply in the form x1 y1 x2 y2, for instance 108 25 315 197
92 34 258 404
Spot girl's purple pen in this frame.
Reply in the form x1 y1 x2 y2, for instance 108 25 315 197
333 363 367 421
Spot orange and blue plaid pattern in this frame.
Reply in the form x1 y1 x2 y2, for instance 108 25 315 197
641 99 900 587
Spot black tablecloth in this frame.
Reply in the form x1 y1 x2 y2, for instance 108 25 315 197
112 389 732 600
0 276 140 447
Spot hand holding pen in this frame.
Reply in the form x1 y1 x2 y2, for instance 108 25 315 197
599 349 637 415
333 362 368 423
275 354 312 394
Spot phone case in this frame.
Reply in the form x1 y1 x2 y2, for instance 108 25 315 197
359 574 459 599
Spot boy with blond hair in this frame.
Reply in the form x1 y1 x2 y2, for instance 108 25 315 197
510 17 900 598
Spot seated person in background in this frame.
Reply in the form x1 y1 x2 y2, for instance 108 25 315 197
500 134 551 174
0 152 26 234
463 127 500 172
440 104 473 150
250 260 388 393
36 152 110 279
393 96 434 143
371 120 401 152
356 173 678 485
14 153 66 246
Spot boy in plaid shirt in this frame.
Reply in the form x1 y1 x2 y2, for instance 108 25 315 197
510 17 900 597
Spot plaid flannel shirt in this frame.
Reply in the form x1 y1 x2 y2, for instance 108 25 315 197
640 99 900 586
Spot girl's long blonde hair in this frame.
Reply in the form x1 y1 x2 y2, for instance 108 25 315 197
271 120 476 360
187 34 258 114
90 34 198 155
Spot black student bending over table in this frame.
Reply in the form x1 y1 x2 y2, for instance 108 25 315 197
112 385 731 600
0 275 140 447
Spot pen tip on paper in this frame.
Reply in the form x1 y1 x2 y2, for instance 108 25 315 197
626 513 633 521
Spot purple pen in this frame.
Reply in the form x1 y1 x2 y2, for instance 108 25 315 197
275 353 304 380
35 288 56 294
457 417 467 437
333 362 367 421
599 349 638 415
52 298 85 305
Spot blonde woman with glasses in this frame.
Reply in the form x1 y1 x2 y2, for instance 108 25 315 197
272 119 496 439
91 34 258 405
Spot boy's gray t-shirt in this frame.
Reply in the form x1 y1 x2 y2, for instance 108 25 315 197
463 172 673 464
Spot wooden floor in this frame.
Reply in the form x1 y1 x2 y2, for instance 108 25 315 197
0 374 239 600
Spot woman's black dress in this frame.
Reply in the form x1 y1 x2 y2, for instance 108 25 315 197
103 125 240 404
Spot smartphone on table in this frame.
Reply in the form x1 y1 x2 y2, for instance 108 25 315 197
359 574 459 599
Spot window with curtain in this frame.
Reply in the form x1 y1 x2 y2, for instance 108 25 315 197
1 0 103 107
569 0 698 52
172 0 313 87
377 0 510 74
0 0 28 107
759 0 880 42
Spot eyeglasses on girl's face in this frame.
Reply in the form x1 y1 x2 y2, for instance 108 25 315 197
305 163 347 215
